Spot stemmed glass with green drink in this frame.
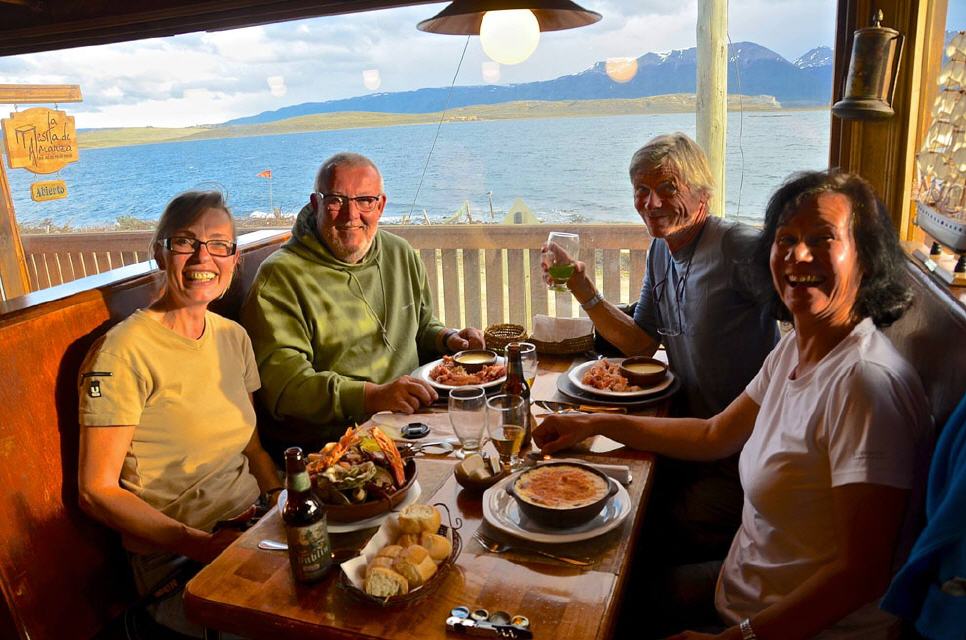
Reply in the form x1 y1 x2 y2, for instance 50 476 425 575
543 231 580 292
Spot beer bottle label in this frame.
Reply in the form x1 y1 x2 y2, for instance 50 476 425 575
286 519 332 582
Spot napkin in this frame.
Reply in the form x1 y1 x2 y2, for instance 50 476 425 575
537 458 632 485
530 314 593 342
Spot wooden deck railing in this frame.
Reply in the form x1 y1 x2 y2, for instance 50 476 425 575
20 224 651 330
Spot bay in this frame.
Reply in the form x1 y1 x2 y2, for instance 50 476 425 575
8 109 830 228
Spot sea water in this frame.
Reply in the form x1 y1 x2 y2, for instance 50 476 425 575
7 109 830 229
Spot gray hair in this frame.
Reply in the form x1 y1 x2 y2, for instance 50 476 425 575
314 152 384 193
628 133 715 199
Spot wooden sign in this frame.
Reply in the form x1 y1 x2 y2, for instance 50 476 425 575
30 180 67 202
2 107 78 174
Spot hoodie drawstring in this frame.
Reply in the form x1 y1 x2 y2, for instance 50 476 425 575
345 265 397 352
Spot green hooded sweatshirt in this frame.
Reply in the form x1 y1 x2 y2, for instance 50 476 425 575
241 203 446 452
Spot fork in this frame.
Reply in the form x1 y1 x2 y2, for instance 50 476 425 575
473 532 594 567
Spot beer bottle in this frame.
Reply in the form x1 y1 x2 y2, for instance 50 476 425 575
282 446 332 583
502 343 534 451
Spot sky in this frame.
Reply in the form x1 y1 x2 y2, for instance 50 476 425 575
0 0 839 129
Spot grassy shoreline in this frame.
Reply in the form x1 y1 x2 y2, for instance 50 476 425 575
79 95 828 150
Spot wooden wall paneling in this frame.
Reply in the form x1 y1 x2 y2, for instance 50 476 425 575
440 248 461 328
484 248 504 327
462 248 482 330
506 249 526 325
528 248 548 318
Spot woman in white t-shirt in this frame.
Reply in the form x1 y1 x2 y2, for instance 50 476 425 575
535 170 931 640
77 191 282 637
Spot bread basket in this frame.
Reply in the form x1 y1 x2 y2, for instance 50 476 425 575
484 323 527 352
529 334 595 356
338 503 463 607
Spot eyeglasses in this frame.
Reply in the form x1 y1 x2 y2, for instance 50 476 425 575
317 192 383 213
164 236 237 257
652 270 686 337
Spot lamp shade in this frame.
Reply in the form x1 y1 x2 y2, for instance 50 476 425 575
417 0 602 35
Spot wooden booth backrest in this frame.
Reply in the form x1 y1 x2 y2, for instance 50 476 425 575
0 230 289 640
884 260 966 432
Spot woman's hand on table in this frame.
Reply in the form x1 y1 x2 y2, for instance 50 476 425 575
533 413 603 454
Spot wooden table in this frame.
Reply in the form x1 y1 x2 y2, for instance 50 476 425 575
184 357 663 640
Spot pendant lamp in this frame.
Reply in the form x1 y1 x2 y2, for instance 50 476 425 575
417 0 602 36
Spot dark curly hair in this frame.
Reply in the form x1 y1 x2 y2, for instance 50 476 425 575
752 169 912 327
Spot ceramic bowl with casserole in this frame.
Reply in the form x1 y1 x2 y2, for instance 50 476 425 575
506 462 617 528
618 356 668 388
452 349 498 373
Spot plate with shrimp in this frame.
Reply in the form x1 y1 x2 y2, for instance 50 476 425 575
568 358 675 398
414 355 507 391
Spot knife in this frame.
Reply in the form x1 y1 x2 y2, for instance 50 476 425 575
536 400 626 414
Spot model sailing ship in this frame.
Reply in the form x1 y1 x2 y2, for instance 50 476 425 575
915 30 966 285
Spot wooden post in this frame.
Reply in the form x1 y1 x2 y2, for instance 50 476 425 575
0 84 82 300
696 0 728 217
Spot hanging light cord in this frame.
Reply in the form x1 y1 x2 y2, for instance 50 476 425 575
408 35 471 219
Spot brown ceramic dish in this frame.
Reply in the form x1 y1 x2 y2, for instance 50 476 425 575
506 462 617 528
454 463 508 493
320 457 418 523
618 356 668 387
452 349 498 373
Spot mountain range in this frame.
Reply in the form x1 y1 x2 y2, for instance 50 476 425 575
226 41 833 127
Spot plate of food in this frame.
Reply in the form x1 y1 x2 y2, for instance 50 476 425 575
304 425 419 524
414 355 506 391
482 468 631 544
568 358 675 398
339 503 462 606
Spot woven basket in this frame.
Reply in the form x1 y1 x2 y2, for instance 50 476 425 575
530 333 595 356
484 323 527 352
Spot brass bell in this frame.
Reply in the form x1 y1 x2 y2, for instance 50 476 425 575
832 9 904 120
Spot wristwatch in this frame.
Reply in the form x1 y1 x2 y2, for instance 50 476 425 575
580 290 604 311
739 619 757 640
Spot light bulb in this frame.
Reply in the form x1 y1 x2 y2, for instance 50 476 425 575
363 69 382 91
606 58 638 83
480 10 540 66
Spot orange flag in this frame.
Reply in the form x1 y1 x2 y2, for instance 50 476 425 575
257 169 272 178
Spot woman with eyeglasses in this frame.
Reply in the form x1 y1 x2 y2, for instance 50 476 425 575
77 191 281 637
535 171 932 639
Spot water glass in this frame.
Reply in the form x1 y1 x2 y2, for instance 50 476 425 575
512 341 538 387
486 394 527 470
448 386 487 458
543 232 580 292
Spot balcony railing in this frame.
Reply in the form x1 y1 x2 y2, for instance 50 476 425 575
20 224 651 330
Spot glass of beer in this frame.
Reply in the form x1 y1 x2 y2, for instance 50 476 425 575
514 342 538 387
486 394 527 470
543 231 580 292
449 386 487 458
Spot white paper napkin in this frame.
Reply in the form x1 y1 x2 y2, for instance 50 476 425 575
530 314 593 342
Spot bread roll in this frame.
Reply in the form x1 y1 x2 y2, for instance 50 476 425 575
396 533 420 548
376 544 403 560
419 532 452 563
365 556 394 577
397 504 442 534
364 567 409 597
391 545 437 587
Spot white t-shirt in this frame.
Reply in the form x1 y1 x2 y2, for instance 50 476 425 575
716 318 931 639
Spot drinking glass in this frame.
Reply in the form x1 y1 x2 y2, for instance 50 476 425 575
449 386 487 459
543 232 580 292
486 394 527 470
512 342 538 387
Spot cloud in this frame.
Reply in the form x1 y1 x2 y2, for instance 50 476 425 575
0 0 835 127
